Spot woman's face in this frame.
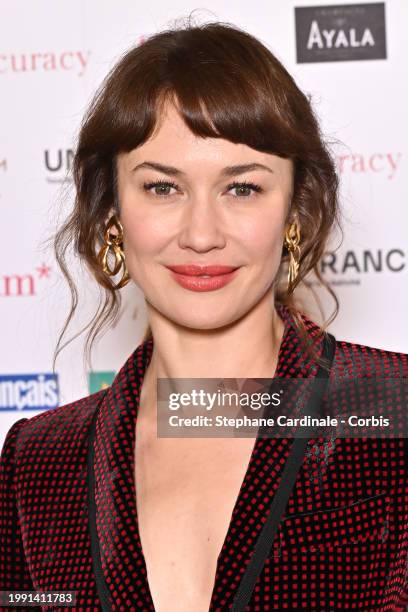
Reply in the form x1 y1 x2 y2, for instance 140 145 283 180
116 102 294 331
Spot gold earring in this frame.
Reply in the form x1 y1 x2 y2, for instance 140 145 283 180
284 218 301 292
97 215 130 290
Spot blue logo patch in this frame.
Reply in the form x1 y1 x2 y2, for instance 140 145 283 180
0 374 59 411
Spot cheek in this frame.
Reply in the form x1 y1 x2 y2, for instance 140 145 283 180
237 214 285 261
118 179 170 256
121 214 169 257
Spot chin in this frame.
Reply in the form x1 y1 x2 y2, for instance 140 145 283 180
169 309 242 332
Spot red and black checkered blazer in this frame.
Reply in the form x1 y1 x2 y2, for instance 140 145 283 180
1 304 407 611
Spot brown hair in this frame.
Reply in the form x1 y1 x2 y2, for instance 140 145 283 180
54 15 342 372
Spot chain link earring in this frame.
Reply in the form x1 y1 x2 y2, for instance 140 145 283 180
284 218 301 293
97 215 130 290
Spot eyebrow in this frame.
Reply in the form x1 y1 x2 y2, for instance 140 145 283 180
131 161 274 177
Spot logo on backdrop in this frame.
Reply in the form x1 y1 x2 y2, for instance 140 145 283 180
295 3 387 63
310 248 406 286
0 51 91 76
335 152 402 180
44 148 74 184
0 374 59 411
88 371 116 394
0 263 52 297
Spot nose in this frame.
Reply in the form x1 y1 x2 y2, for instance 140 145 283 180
178 194 226 252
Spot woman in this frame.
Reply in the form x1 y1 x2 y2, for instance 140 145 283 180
1 19 407 612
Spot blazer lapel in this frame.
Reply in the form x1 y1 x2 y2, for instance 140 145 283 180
89 338 155 610
88 304 327 610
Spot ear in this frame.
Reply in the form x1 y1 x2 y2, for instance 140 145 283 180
102 208 117 224
286 213 299 229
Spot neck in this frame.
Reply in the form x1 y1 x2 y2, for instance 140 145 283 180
138 294 286 417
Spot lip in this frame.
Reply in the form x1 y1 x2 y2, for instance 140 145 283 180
166 264 240 276
166 264 240 292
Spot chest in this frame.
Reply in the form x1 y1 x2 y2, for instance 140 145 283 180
134 426 256 611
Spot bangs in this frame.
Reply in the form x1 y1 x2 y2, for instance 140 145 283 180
91 24 308 160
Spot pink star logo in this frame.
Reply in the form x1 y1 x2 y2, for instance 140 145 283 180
36 263 51 278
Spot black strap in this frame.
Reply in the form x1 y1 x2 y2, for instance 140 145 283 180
87 392 114 612
230 331 336 611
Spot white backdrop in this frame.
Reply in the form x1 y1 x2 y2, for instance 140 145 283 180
1 0 407 448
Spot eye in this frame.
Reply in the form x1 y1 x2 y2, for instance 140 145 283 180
142 179 180 197
226 181 263 198
142 179 264 199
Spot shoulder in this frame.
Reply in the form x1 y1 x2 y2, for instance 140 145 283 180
333 337 408 377
1 388 107 465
